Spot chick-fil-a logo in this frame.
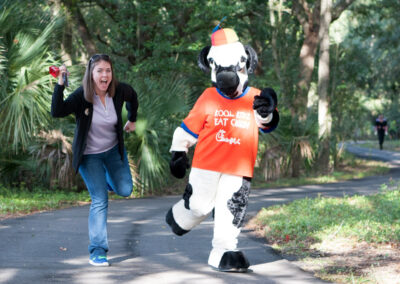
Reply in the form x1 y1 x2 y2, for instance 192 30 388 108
216 129 241 145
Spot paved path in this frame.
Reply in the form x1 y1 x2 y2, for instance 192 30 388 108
1 143 399 284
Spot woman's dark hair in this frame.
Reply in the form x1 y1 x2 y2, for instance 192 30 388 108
82 54 117 103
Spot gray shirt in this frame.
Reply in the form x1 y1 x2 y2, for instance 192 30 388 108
84 93 118 155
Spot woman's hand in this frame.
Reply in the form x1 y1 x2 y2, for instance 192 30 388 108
58 64 68 86
124 121 136 133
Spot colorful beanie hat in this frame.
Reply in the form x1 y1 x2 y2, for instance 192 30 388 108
211 28 239 46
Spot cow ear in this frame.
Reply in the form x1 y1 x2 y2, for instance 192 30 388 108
244 45 258 74
198 46 211 73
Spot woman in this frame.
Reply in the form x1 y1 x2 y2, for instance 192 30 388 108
51 54 138 266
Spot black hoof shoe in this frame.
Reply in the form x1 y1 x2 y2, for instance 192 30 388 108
216 251 250 273
165 208 189 236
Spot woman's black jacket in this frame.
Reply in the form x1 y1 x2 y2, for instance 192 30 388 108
51 82 139 173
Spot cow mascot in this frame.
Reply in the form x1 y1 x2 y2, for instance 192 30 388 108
165 25 279 272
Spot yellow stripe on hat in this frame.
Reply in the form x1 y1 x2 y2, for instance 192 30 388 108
211 28 239 46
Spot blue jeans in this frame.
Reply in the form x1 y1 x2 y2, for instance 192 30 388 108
79 144 133 256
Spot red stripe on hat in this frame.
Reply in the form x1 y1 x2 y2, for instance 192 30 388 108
211 28 239 46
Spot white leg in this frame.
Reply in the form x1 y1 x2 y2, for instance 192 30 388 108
166 168 220 234
208 174 251 271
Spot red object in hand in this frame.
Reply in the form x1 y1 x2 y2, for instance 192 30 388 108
49 65 68 86
49 65 59 78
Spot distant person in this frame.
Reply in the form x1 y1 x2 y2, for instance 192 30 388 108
375 114 388 150
51 54 138 266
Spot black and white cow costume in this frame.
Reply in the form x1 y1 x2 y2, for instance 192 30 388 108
165 26 279 272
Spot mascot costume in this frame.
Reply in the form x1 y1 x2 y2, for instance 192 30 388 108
165 24 279 272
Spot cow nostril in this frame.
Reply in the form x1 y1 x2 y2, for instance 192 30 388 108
217 71 237 82
216 71 239 89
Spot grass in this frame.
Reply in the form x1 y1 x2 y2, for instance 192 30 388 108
0 186 91 217
250 181 400 283
0 185 134 219
254 186 400 251
253 152 390 189
0 150 392 218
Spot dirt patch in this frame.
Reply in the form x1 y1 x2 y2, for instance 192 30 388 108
246 219 400 283
299 239 400 283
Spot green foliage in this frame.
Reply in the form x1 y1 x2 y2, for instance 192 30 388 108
0 0 398 191
257 109 319 180
333 0 400 138
0 1 83 189
125 74 191 193
0 2 62 152
352 0 400 95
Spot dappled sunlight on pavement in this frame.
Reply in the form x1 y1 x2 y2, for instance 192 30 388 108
0 197 326 283
0 269 18 283
1 144 398 283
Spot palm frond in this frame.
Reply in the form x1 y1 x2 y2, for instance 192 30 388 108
0 16 62 152
125 75 191 193
0 40 7 96
258 110 318 180
8 19 62 76
28 129 79 190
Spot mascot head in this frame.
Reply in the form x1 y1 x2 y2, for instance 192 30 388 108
198 27 258 98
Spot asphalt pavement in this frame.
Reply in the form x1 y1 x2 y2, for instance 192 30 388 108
0 142 399 284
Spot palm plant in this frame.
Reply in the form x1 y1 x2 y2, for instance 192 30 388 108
30 129 77 189
0 2 84 189
0 2 62 153
125 75 191 194
258 110 318 181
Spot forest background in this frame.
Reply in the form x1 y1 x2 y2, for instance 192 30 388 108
0 0 399 195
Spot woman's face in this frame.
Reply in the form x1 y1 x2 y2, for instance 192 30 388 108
92 60 112 95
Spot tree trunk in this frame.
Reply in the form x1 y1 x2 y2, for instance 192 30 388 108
317 0 332 174
291 145 301 178
291 1 321 120
52 0 73 65
269 0 285 92
294 30 319 120
290 0 355 177
62 0 97 56
289 1 321 177
75 7 97 56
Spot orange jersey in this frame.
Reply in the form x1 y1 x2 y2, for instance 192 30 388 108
182 87 261 177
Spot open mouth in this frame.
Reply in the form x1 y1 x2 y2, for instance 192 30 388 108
100 79 109 87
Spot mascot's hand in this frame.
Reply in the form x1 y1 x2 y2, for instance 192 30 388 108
253 88 277 118
170 151 189 179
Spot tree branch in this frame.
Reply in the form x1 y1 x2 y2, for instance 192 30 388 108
94 0 119 22
311 1 321 26
62 0 97 55
292 0 310 29
332 0 355 21
75 6 97 55
95 34 136 65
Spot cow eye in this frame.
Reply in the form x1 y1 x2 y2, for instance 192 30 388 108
237 63 246 73
208 58 214 65
240 56 246 63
